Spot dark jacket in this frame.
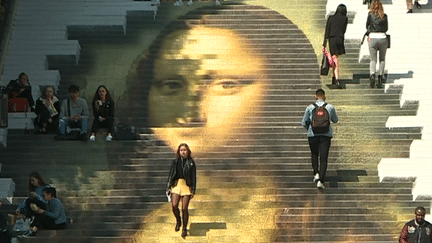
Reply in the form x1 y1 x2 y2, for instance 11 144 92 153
399 219 432 243
167 158 196 194
34 97 61 129
366 13 388 34
92 100 114 119
5 79 34 108
323 13 348 46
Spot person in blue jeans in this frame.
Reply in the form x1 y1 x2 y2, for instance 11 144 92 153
301 89 338 189
58 85 89 141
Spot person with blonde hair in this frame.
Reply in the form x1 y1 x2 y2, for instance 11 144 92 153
34 86 60 133
366 0 388 88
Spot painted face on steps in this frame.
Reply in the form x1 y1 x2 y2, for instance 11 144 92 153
148 27 267 153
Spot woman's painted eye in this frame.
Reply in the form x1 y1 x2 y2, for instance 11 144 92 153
159 80 184 95
210 79 242 95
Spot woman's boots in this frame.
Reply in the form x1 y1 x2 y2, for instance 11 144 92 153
332 77 341 88
371 74 384 88
377 75 383 88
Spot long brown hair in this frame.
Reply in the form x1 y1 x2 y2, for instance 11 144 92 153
369 0 385 19
28 172 47 192
176 143 192 160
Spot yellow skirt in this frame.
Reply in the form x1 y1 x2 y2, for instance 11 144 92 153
171 179 192 196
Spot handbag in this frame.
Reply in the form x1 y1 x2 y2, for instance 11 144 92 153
386 34 390 48
113 122 139 140
320 54 330 76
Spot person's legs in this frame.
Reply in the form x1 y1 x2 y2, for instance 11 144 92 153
308 136 320 176
368 39 378 76
332 55 339 80
171 193 181 231
79 118 88 134
181 195 192 237
406 0 413 12
377 39 388 87
105 117 114 134
58 118 70 134
377 39 387 76
318 136 332 183
368 38 379 87
91 119 102 134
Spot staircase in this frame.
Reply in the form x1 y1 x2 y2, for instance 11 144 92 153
0 0 430 242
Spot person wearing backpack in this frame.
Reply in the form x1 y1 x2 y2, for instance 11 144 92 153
301 89 338 189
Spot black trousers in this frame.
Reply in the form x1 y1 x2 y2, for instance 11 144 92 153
21 198 47 218
31 214 66 230
308 136 332 183
91 116 114 134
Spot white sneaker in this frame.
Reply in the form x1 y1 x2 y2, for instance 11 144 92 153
174 0 183 6
317 181 325 189
187 0 193 5
313 173 319 183
215 0 221 5
106 134 113 142
90 135 96 142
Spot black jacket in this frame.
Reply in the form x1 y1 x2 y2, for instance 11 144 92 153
366 13 388 34
323 13 348 46
399 219 432 243
92 100 114 119
5 79 34 108
167 158 196 194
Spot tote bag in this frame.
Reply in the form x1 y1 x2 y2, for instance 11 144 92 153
320 55 330 76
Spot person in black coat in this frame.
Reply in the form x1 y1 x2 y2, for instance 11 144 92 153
166 143 196 238
89 85 115 142
5 72 35 111
34 86 60 133
323 4 348 87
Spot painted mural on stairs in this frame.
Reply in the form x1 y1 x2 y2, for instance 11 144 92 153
0 0 428 242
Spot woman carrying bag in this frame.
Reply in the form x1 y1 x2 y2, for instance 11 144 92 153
323 4 348 88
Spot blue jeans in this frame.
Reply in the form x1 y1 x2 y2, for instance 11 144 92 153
59 118 88 135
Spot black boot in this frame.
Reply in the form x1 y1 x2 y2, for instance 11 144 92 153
175 218 181 231
181 228 187 238
332 77 336 85
335 79 342 89
370 74 375 88
377 75 383 88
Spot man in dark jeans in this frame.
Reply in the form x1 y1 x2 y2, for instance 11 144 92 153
301 89 338 189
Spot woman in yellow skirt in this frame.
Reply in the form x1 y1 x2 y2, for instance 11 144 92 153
166 143 196 238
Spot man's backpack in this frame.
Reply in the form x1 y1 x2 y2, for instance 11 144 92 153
311 103 330 134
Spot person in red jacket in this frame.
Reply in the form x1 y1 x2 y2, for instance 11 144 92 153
399 206 432 243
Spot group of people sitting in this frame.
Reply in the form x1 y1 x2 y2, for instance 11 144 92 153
5 73 115 141
15 172 67 237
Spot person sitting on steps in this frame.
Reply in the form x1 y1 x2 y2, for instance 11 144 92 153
89 85 115 142
16 172 50 219
5 72 35 112
24 187 67 237
57 85 89 141
34 86 60 133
